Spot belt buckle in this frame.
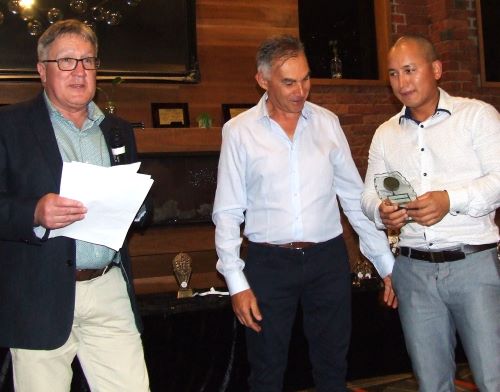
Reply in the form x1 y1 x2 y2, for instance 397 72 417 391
429 251 444 263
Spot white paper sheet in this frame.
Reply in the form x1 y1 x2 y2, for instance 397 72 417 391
49 161 154 251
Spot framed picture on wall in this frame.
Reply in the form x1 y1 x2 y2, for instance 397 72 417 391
151 103 190 128
221 103 254 124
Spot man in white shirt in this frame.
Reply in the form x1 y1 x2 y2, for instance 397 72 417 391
213 35 396 392
362 35 500 392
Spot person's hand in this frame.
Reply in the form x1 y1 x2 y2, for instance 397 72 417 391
405 191 449 226
34 193 87 229
231 288 262 333
379 199 408 230
382 275 398 309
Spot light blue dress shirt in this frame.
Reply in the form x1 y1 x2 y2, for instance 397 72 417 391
213 93 394 295
44 92 117 269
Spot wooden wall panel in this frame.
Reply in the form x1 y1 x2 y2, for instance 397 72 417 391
0 0 297 128
197 1 298 31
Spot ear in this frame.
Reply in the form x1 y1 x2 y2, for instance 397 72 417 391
37 62 47 85
432 60 442 81
255 71 269 91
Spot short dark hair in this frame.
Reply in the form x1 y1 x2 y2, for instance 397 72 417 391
256 35 305 77
37 19 98 61
392 34 438 62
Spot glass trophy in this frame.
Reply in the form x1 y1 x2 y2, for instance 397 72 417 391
374 171 417 207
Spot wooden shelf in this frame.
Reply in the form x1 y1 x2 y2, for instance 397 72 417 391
130 127 222 293
134 127 222 153
129 224 216 257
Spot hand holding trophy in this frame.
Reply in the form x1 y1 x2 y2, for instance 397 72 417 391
172 252 193 298
374 171 417 208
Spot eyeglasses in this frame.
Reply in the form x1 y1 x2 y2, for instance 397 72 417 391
42 57 100 71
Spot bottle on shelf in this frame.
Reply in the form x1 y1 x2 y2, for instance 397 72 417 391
329 40 342 79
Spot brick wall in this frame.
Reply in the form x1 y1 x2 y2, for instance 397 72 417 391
310 0 498 177
392 0 498 106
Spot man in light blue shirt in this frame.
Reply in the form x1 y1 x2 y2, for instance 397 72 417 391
213 35 396 392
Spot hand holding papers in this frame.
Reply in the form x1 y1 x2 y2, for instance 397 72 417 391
49 162 154 251
374 171 416 207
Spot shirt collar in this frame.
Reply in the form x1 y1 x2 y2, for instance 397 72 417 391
43 90 105 126
257 92 310 123
398 87 452 125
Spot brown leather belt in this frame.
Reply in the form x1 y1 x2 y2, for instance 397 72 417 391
256 241 317 250
75 264 115 281
400 243 497 263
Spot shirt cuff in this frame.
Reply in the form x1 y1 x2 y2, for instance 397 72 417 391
223 269 250 296
33 225 47 239
371 252 395 278
447 188 468 215
373 206 386 230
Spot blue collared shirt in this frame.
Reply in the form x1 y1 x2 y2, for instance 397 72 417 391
44 92 117 269
213 93 394 295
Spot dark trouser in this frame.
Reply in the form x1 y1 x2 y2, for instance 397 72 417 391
244 235 351 392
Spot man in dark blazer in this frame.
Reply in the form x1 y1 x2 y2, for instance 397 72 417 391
0 20 150 391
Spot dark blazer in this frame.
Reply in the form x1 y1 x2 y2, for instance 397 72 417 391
0 92 147 350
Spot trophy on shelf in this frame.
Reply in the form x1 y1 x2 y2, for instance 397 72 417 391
329 39 342 79
172 252 193 298
374 171 417 208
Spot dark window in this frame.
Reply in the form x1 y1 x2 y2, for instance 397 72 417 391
478 0 500 83
298 0 379 80
140 153 218 226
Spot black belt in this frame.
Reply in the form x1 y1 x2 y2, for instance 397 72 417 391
399 243 497 263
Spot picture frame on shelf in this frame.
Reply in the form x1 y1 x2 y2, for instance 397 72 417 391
151 103 190 128
221 103 254 124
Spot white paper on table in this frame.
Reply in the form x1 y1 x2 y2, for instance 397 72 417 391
49 161 154 251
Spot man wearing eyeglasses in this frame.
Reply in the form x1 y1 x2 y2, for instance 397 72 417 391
0 19 150 391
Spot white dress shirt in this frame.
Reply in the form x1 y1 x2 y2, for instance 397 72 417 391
213 93 394 295
362 88 500 249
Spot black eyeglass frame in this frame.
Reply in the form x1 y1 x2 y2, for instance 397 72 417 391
41 57 101 71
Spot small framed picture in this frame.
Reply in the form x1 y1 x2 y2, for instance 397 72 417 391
221 103 254 124
151 103 190 128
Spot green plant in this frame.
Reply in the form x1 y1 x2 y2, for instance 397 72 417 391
196 112 213 128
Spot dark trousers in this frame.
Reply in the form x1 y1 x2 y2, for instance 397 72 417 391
244 235 351 392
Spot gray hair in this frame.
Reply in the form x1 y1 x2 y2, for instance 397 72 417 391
256 35 305 77
37 19 98 61
392 34 438 62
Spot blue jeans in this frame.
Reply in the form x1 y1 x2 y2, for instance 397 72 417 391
244 235 351 392
392 248 500 392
